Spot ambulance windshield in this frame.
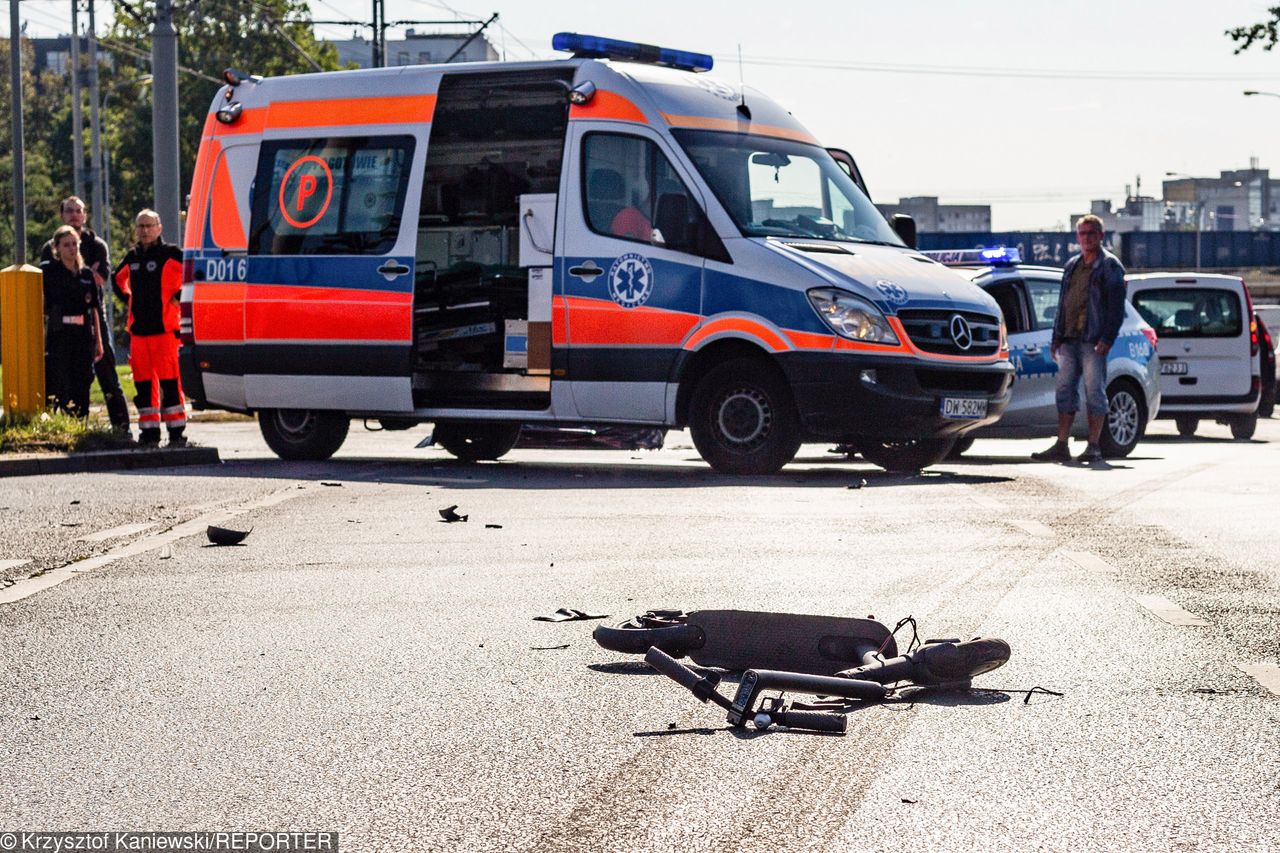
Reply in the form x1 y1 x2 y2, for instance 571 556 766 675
672 130 903 246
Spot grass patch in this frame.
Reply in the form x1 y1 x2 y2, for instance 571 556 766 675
0 411 136 454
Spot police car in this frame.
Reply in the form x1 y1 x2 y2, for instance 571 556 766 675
923 248 1160 457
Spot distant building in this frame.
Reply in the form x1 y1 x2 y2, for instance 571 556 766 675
1076 196 1165 234
327 29 499 68
1163 161 1278 232
876 197 991 233
27 35 115 81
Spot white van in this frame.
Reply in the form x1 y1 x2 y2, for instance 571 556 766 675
1127 273 1261 439
179 33 1014 474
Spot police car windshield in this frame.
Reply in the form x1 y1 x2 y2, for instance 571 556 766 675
672 129 904 246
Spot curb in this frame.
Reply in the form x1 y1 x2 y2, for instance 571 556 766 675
0 446 222 477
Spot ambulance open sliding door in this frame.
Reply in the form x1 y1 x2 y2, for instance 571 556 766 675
243 134 419 412
561 124 721 422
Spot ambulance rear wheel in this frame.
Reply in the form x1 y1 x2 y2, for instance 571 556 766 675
689 359 802 475
258 408 350 461
433 422 521 462
1175 415 1198 437
860 437 955 473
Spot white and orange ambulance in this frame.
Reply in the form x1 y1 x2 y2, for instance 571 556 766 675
180 33 1013 474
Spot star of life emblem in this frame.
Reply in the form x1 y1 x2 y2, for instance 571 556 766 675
608 253 654 309
875 279 908 305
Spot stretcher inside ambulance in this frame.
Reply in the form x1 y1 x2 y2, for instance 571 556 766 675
180 34 1013 474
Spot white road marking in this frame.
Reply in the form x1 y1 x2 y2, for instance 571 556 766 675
77 521 156 542
1009 519 1055 537
1132 594 1211 627
1061 550 1116 572
0 484 312 606
1238 663 1280 696
0 559 32 571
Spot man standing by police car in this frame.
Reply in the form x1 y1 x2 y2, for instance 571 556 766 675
113 209 187 448
39 196 132 435
1032 214 1126 465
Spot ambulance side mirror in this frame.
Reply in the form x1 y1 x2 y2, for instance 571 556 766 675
890 214 917 249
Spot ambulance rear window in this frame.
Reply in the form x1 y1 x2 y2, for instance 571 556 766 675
249 135 415 256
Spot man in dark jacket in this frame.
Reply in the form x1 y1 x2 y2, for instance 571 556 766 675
38 196 131 434
1032 214 1127 464
113 209 187 448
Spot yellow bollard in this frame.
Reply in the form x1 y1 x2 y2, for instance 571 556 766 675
0 263 46 418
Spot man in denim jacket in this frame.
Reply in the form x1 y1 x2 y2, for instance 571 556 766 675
1032 214 1127 464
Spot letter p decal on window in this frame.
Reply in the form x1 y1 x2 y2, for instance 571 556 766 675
278 155 334 229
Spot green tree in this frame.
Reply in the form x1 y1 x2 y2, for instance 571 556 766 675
100 0 344 260
1 37 73 263
1226 6 1280 52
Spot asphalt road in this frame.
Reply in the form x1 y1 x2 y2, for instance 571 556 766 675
1 417 1278 851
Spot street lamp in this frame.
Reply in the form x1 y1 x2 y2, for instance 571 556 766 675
1165 171 1204 269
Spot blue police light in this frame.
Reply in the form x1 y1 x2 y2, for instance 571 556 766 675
980 247 1022 264
921 247 1022 267
552 32 713 72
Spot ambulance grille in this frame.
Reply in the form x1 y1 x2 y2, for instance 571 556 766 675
896 309 1001 357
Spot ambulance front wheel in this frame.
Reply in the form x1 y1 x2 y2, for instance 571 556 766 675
258 408 351 461
433 422 522 462
689 359 802 475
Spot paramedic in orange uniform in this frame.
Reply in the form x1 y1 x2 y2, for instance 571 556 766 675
113 209 187 448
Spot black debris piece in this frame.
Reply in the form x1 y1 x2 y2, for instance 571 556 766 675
70 500 81 505
847 479 867 490
321 482 343 487
902 798 917 804
207 525 252 546
60 522 82 527
439 505 468 523
531 644 571 650
485 524 503 529
533 607 610 623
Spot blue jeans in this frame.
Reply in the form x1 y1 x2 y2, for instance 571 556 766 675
1055 340 1108 416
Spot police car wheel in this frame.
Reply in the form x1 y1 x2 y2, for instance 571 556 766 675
258 408 350 461
689 359 801 475
860 437 955 473
433 422 522 461
1100 381 1145 458
947 435 976 459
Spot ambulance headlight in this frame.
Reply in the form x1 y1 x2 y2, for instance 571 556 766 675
807 288 899 344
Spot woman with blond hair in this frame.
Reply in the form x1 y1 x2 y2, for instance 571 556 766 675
42 224 104 417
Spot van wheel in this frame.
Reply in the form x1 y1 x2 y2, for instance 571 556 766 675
689 358 801 475
1100 380 1145 458
1230 413 1258 440
947 435 976 459
433 422 521 461
1259 383 1276 419
258 409 350 461
861 437 956 473
1175 416 1198 437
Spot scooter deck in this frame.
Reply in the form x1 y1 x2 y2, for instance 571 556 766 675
593 609 897 676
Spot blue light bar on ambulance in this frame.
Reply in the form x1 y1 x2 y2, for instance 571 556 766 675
920 247 1022 267
551 32 713 72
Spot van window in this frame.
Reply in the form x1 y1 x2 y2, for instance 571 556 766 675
582 132 723 259
672 129 903 246
248 136 414 256
1131 288 1243 338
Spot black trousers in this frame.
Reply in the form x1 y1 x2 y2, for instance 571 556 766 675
93 338 131 430
45 331 95 418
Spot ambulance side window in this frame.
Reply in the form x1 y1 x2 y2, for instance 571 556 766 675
248 135 415 255
582 132 726 261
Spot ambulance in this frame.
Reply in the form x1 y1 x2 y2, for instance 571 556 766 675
179 33 1014 474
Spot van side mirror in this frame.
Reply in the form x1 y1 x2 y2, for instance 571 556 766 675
890 214 917 249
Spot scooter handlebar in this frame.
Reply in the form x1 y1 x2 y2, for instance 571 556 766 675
767 707 847 734
645 645 731 709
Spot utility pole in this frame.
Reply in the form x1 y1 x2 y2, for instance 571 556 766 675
70 1 84 199
371 0 382 67
9 0 27 261
151 0 181 235
87 0 104 236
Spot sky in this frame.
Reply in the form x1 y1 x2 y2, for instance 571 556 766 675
11 0 1280 230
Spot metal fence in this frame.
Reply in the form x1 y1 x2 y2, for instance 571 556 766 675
917 231 1280 270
